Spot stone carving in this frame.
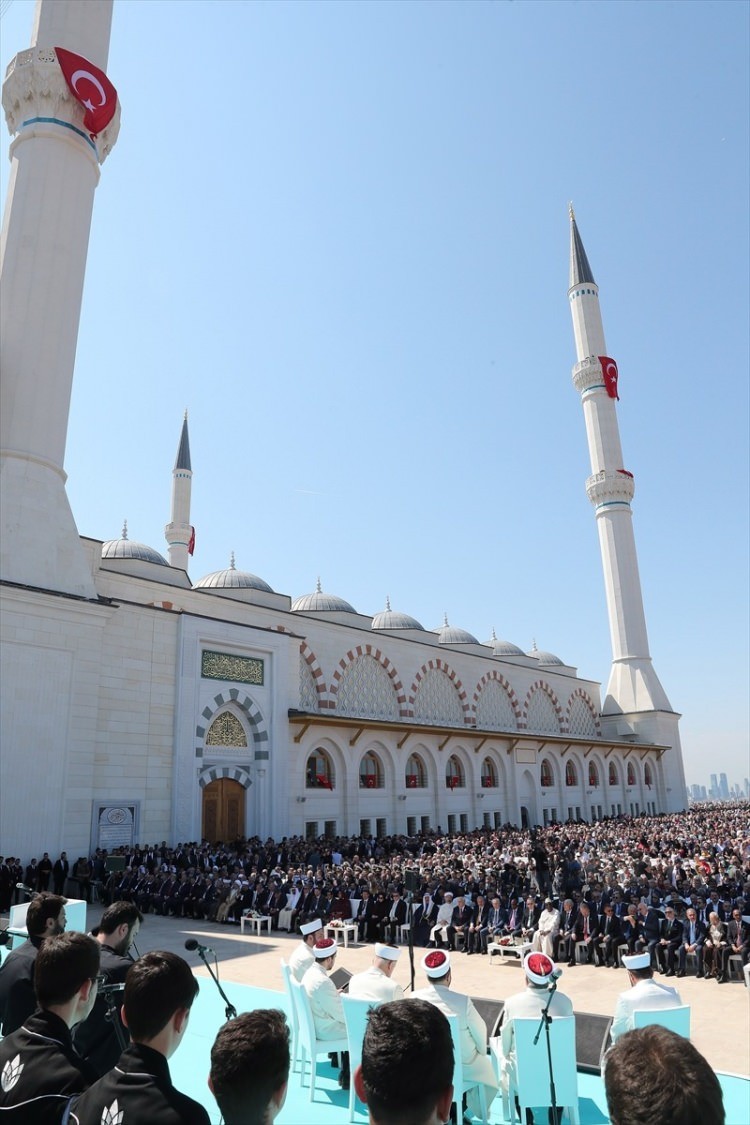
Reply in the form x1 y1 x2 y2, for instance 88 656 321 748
201 650 264 685
206 711 248 747
299 655 319 711
568 695 597 737
475 679 517 731
586 469 636 508
3 47 120 162
526 688 560 734
413 667 463 727
337 655 399 721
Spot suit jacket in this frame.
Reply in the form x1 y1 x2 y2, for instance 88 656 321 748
574 913 596 941
486 905 506 933
727 919 749 950
640 909 662 941
451 904 475 930
596 914 622 941
559 906 578 935
659 918 684 945
681 919 706 949
385 898 408 925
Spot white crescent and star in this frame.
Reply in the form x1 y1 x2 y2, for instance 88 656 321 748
70 68 107 112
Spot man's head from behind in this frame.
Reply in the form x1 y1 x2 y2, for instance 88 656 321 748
26 892 66 938
122 950 198 1057
355 999 454 1125
35 931 100 1026
604 1026 724 1125
209 1009 289 1125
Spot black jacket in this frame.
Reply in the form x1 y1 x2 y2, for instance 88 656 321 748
0 1007 97 1124
0 935 45 1035
73 944 134 1077
70 1042 210 1125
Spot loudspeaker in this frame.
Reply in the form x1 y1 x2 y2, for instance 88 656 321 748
470 996 504 1039
575 1011 613 1073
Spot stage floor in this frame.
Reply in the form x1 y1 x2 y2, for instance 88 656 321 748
175 977 750 1125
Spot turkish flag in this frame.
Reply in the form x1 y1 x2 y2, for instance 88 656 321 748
599 356 620 400
188 526 196 556
56 48 117 136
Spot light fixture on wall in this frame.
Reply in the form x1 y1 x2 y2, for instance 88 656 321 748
397 795 407 801
476 793 484 799
296 796 306 803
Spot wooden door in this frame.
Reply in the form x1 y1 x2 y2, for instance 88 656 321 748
202 779 245 843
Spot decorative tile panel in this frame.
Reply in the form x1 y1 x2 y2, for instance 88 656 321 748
299 655 319 711
206 711 248 747
201 649 264 685
525 686 561 733
475 679 518 731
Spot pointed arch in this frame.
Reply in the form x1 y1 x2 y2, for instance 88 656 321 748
540 757 555 788
331 650 402 720
566 689 601 737
198 764 252 789
409 659 470 726
196 692 269 761
406 753 428 788
472 671 522 730
523 682 563 734
299 641 327 709
446 754 465 789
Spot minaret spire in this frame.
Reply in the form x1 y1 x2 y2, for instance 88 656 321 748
0 0 120 597
568 209 686 811
165 412 193 571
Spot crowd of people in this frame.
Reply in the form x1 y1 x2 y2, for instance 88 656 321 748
2 802 743 1124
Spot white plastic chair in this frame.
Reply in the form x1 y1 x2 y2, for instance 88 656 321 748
279 959 301 1073
289 977 348 1101
497 1015 579 1125
341 995 381 1122
633 1005 690 1037
446 1013 489 1125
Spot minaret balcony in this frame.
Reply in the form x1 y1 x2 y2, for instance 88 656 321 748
572 355 606 395
586 469 635 508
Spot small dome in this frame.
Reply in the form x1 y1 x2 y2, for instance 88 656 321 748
195 553 273 593
436 614 479 645
102 522 168 566
371 597 424 631
485 629 525 657
292 578 356 614
534 650 564 666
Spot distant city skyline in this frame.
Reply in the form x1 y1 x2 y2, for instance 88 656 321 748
688 775 750 803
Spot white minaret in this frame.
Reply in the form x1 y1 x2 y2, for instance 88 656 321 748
568 207 686 810
0 0 120 597
164 412 193 571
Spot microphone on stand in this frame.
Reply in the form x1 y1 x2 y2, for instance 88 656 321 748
185 938 215 956
184 939 236 1020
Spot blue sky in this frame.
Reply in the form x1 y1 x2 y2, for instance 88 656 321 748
2 0 748 789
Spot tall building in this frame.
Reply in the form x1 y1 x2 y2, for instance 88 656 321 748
0 0 686 858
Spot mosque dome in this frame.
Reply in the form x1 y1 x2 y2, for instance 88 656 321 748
436 614 479 645
194 553 273 593
485 629 525 657
371 597 425 631
527 643 564 666
292 578 356 614
101 522 168 566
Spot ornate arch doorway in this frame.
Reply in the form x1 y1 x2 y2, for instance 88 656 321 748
202 778 245 843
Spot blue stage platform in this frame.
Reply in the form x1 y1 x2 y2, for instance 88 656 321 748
173 978 749 1125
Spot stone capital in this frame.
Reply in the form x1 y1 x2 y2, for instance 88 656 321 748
572 355 606 396
2 46 119 163
586 469 636 508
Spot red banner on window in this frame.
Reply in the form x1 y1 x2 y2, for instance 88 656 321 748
599 356 620 400
56 47 117 136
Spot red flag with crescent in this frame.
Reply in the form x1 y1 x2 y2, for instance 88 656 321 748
599 356 619 400
56 48 117 136
188 526 196 556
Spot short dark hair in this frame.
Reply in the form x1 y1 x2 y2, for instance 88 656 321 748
605 1026 724 1125
35 931 100 1007
360 999 454 1124
123 951 198 1041
210 1010 290 1124
26 892 66 937
97 900 143 934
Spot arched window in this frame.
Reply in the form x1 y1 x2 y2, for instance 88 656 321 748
540 758 553 788
565 760 577 787
588 762 599 787
360 751 383 789
627 762 636 786
306 749 334 790
644 762 653 789
481 757 497 788
406 754 427 789
609 762 619 786
446 755 464 789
